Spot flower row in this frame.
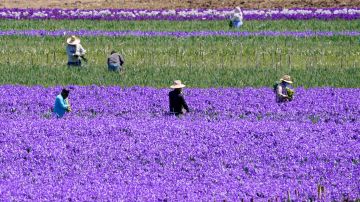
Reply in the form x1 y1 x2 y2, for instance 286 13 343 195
1 30 359 38
0 8 359 20
0 85 359 123
0 85 358 200
0 117 358 201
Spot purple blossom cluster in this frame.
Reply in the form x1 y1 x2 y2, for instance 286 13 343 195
1 30 359 38
0 85 359 201
0 85 359 123
0 8 359 21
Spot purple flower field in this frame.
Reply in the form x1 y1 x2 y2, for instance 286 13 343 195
0 85 359 201
0 85 359 122
1 30 360 38
0 8 359 21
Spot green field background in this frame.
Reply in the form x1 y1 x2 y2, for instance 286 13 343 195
0 19 359 87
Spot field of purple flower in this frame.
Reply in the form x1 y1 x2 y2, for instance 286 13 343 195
0 85 359 201
0 8 359 20
0 85 359 123
0 4 359 201
2 30 360 38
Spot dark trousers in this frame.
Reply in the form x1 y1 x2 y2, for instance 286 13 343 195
67 60 81 67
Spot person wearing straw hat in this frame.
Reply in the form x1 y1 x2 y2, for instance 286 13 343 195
229 7 244 28
169 80 189 116
66 35 86 67
53 88 71 118
275 75 295 103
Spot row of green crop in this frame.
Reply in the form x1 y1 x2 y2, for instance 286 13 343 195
0 19 358 32
1 63 358 87
1 36 358 69
0 36 359 87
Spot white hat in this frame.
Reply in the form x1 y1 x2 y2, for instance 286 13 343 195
280 75 293 84
66 35 80 45
170 80 186 89
235 7 242 13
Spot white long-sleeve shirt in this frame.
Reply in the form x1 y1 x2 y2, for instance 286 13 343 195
231 12 243 21
66 44 86 62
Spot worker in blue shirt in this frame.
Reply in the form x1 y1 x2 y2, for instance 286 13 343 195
53 88 71 118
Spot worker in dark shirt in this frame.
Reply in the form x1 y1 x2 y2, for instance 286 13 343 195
107 50 125 72
169 80 189 116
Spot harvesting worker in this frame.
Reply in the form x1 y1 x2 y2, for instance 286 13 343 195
229 7 244 28
169 80 190 116
53 88 71 118
66 35 87 67
275 75 295 103
107 50 125 72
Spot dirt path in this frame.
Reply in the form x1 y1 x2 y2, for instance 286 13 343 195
0 0 358 9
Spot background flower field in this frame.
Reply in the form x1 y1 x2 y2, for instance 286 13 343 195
0 1 359 201
0 0 359 10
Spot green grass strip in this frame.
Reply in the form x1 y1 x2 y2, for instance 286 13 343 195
0 35 359 87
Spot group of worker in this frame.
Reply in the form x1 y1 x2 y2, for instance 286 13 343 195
54 7 293 118
65 6 243 69
65 5 243 68
53 76 294 118
66 35 125 72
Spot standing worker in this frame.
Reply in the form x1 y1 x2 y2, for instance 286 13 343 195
169 80 190 116
107 50 125 72
66 35 87 67
230 7 244 28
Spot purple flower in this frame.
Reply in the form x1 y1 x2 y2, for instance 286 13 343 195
0 30 359 37
0 8 359 21
0 85 358 201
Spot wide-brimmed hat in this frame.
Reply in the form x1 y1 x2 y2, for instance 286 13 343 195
170 80 186 89
66 35 80 45
280 75 293 84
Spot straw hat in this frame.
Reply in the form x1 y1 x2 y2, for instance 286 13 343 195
66 35 80 45
280 75 293 84
170 80 186 89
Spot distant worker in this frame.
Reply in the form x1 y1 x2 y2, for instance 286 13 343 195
274 75 295 103
66 35 87 67
107 50 125 72
54 88 71 118
229 7 244 28
169 80 189 116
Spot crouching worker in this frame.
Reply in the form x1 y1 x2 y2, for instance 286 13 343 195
54 88 71 118
169 80 189 116
107 50 125 72
275 75 295 103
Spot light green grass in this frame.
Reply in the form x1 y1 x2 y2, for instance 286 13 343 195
0 19 359 32
1 63 358 88
0 35 359 87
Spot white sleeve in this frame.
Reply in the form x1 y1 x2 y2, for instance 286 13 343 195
76 44 86 55
232 13 242 21
277 85 286 97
